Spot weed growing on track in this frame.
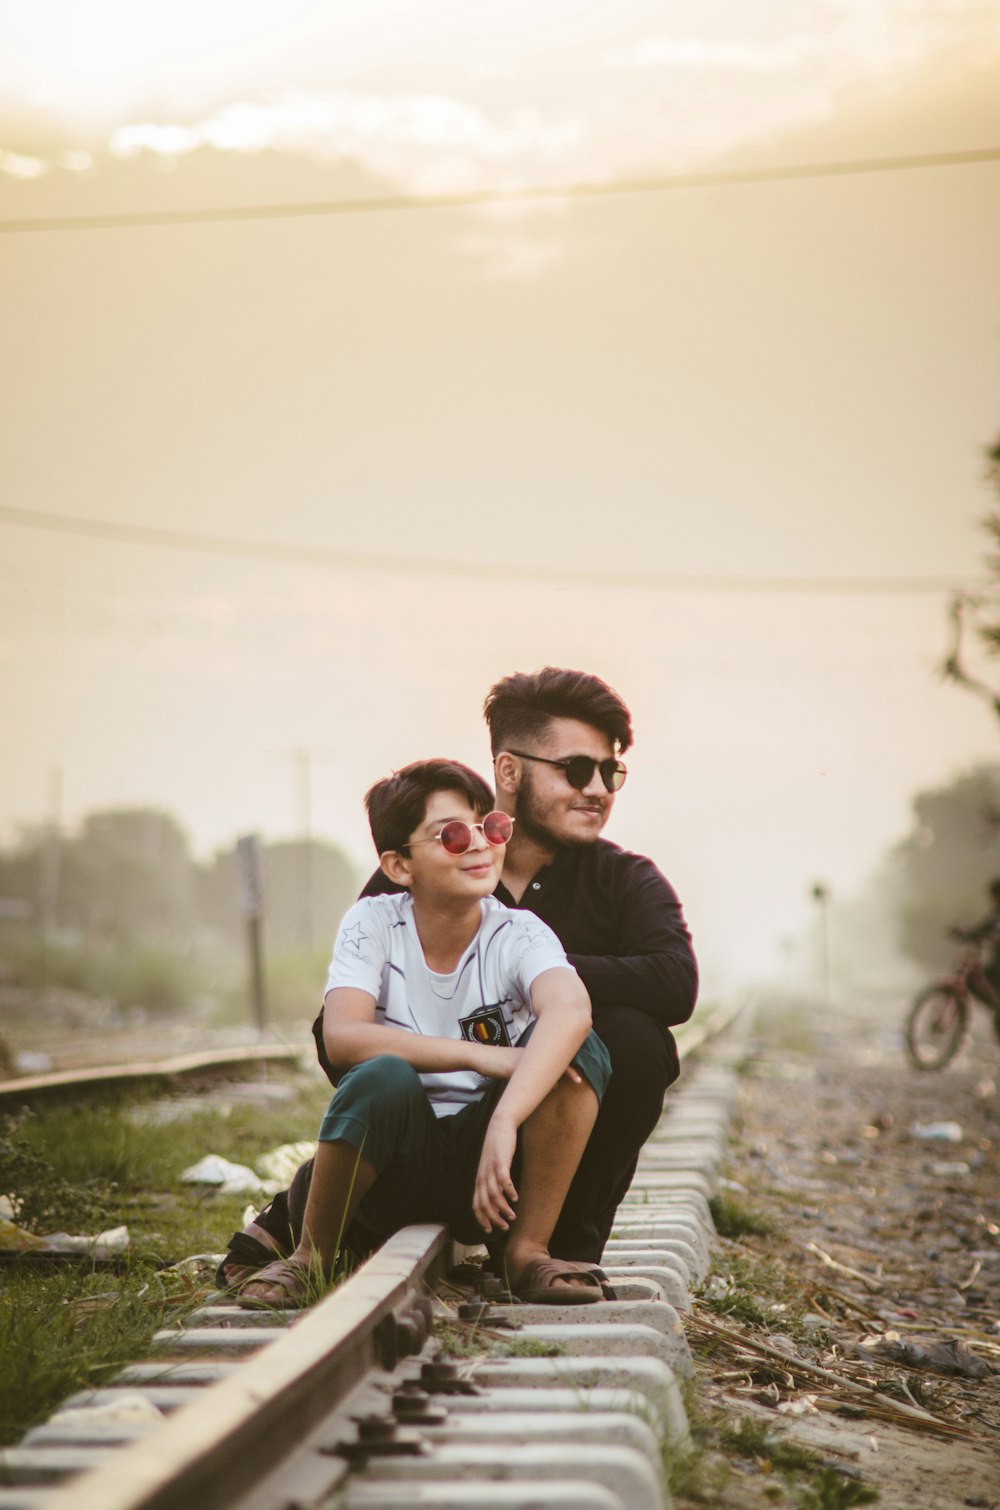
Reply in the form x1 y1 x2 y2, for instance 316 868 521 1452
709 1192 776 1239
434 1320 483 1358
433 1320 565 1361
0 1069 332 1444
500 1336 566 1358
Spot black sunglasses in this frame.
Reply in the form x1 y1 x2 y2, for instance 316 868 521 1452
509 750 628 793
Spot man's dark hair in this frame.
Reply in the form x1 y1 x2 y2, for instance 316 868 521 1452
365 759 495 855
484 667 633 756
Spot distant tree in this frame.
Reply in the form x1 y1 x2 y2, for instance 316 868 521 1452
889 763 1000 970
0 808 197 944
0 807 360 960
198 837 358 952
943 434 1000 714
0 826 45 919
61 809 198 944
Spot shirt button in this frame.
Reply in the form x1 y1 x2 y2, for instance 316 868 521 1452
531 882 541 890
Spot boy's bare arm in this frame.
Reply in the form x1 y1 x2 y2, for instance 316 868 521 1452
492 967 591 1123
473 967 592 1233
323 987 521 1078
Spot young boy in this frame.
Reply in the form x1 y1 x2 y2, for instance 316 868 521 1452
237 758 612 1307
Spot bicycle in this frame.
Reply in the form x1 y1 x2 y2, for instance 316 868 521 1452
904 938 1000 1070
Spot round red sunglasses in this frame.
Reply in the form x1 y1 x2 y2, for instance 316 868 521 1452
408 810 514 856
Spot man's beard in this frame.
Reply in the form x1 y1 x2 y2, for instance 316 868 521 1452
513 770 603 851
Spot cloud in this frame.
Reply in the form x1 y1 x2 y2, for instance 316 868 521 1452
106 89 582 191
603 36 809 72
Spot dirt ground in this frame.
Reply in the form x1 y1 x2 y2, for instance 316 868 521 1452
685 991 1000 1509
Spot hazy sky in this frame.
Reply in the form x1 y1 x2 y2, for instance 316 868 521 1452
3 2 1000 994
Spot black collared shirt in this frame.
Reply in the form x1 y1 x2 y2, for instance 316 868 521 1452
359 838 697 1031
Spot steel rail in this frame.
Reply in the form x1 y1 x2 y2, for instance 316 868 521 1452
0 1044 304 1109
36 1227 450 1510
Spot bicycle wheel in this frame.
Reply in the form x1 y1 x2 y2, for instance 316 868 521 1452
904 986 968 1070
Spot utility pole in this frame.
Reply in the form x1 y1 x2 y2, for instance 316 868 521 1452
810 881 831 1007
236 834 268 1035
39 767 62 992
294 748 314 951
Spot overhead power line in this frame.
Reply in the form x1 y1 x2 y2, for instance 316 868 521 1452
0 503 984 596
1 144 998 235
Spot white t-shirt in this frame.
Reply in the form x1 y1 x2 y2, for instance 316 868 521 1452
325 893 574 1116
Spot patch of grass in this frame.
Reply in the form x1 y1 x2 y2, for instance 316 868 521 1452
716 1414 779 1458
0 1261 204 1447
665 1382 731 1503
433 1321 486 1359
499 1336 566 1358
709 1192 776 1239
0 1067 333 1443
5 1073 330 1240
700 1253 826 1344
431 1319 565 1361
701 1252 786 1321
670 1394 875 1509
666 1437 730 1503
0 1116 116 1233
717 1418 820 1475
796 1468 878 1509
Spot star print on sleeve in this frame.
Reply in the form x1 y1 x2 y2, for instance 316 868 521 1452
340 920 371 959
518 921 556 948
509 915 571 983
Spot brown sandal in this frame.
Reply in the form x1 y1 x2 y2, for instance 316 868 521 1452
509 1255 605 1305
218 1260 261 1291
234 1258 313 1309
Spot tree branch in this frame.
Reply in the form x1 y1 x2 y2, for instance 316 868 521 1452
941 592 1000 718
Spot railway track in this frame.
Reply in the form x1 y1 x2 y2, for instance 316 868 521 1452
0 1001 748 1510
0 1044 305 1111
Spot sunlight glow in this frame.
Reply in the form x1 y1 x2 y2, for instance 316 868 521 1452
0 150 47 179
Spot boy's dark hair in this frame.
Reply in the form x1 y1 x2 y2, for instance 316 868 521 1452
484 667 633 756
365 759 495 855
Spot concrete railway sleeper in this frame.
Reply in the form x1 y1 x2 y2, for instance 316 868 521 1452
0 1010 746 1510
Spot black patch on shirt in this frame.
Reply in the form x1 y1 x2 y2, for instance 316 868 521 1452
458 1006 511 1048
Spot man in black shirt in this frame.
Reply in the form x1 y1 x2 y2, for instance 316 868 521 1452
474 667 697 1259
219 667 697 1282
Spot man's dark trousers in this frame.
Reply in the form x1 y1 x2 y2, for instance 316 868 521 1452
548 1002 677 1262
